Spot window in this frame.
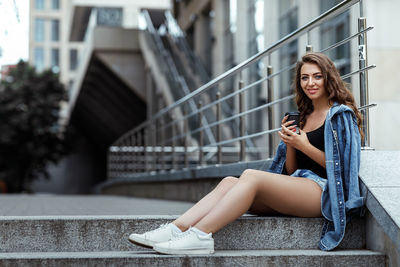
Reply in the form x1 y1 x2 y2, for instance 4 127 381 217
51 48 60 73
97 8 123 26
35 0 45 10
51 19 60 41
34 18 45 41
34 47 45 72
51 0 60 10
69 49 78 70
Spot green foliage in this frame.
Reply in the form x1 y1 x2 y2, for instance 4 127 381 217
0 61 71 192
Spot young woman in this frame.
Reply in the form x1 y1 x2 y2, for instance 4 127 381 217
128 52 364 254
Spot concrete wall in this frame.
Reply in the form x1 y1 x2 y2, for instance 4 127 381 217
365 0 400 150
360 150 400 267
366 211 399 267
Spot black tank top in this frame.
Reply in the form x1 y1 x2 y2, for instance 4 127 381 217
295 123 327 178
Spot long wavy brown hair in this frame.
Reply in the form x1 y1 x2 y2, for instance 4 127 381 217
293 52 363 138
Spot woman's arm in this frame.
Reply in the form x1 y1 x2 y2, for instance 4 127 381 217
278 116 298 174
285 145 297 174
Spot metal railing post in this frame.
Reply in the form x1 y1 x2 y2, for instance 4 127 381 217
239 80 245 161
121 140 125 175
171 116 176 170
132 134 137 173
216 92 222 164
198 101 204 166
155 119 159 172
358 17 371 148
126 139 131 173
160 117 166 171
306 30 313 52
266 66 274 158
144 127 148 172
184 108 189 168
127 136 132 173
137 131 142 172
152 122 156 172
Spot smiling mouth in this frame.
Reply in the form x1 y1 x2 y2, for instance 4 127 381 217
307 88 318 94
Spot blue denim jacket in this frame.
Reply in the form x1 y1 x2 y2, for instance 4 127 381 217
268 103 364 251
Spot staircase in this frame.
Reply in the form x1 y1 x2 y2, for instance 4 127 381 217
0 195 385 266
139 10 257 158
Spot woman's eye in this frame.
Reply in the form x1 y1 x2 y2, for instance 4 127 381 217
301 77 308 81
314 75 323 79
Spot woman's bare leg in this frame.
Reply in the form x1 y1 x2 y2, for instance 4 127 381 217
173 175 279 231
173 176 239 231
194 169 322 234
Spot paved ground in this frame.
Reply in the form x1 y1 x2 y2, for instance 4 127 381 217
0 195 194 216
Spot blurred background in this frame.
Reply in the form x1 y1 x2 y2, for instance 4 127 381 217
0 0 398 194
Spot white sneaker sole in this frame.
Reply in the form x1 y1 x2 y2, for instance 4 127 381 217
153 246 214 255
128 235 155 248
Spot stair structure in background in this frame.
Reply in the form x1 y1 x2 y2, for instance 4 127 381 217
138 9 256 163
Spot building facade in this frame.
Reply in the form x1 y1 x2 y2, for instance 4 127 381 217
29 0 82 87
29 0 172 193
29 0 171 89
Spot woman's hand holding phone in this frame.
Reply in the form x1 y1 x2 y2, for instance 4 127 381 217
278 115 310 151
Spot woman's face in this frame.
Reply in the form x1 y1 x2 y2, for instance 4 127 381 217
300 63 327 102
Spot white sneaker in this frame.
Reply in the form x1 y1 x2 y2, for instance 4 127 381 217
153 227 214 255
128 223 180 248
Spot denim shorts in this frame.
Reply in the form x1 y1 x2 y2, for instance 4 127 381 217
291 169 327 191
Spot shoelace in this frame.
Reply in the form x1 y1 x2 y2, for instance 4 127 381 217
148 223 168 234
170 227 194 241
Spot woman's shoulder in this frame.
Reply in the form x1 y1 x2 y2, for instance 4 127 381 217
327 104 358 130
327 103 354 119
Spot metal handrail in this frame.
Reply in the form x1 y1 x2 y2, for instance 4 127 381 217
320 26 373 53
162 95 296 146
163 22 373 133
131 21 371 144
113 0 360 140
149 0 359 120
341 64 376 80
150 61 376 149
108 0 376 177
162 66 376 154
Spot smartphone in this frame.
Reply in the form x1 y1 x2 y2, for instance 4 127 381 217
284 111 300 134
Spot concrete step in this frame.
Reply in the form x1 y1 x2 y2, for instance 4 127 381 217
0 250 385 266
0 215 365 252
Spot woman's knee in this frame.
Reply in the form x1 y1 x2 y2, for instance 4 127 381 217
218 176 238 190
240 169 272 185
240 169 259 181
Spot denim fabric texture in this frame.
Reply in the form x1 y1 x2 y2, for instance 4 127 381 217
268 103 364 251
291 169 328 191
